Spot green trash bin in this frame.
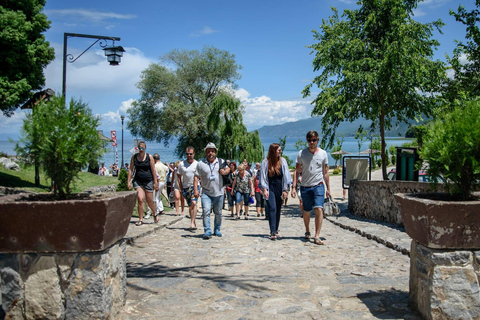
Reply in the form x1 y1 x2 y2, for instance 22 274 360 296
396 147 420 181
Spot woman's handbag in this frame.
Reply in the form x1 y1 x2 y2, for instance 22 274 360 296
323 195 340 216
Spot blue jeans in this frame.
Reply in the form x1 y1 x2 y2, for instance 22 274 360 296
201 194 224 235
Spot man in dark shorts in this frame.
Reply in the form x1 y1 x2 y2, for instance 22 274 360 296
291 131 330 245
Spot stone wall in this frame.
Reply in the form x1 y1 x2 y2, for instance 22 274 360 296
409 241 480 319
348 180 444 226
0 240 126 319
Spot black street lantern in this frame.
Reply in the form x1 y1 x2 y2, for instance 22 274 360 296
62 33 124 98
104 46 125 66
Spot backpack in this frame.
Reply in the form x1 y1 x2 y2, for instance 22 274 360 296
218 158 232 186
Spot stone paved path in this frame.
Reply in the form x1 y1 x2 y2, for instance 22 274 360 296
118 168 419 319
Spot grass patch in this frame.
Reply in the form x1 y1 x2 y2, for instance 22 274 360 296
0 164 119 193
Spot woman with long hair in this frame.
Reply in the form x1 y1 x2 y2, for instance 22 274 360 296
127 141 159 226
259 143 292 240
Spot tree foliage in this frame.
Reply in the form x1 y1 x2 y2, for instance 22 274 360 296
443 1 480 101
421 99 480 200
207 91 263 162
0 0 55 116
15 96 104 199
330 135 345 166
127 46 242 158
303 0 446 179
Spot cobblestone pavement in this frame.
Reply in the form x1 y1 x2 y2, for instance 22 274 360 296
119 169 419 319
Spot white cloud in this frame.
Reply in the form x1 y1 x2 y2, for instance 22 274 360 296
413 0 451 17
235 89 312 130
191 26 220 37
46 9 136 24
44 44 152 97
99 99 136 123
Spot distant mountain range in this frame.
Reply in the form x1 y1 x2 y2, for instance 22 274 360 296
255 116 415 139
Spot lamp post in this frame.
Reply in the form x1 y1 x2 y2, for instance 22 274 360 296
62 33 125 99
121 115 125 169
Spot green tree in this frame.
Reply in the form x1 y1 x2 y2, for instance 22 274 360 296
0 0 55 116
15 96 104 199
330 135 345 166
303 0 446 180
278 135 293 167
207 91 263 162
127 46 242 157
293 138 307 151
354 127 368 155
443 1 480 101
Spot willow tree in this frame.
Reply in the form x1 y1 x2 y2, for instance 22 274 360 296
303 0 446 179
207 91 263 162
127 46 241 157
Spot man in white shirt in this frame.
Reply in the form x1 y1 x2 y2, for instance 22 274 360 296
153 153 168 215
291 130 330 245
177 146 198 231
194 143 230 239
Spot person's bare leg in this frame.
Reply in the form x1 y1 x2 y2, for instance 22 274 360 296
180 195 185 215
235 202 241 218
137 188 145 224
174 190 180 215
190 202 197 228
314 207 324 239
145 190 158 222
303 210 310 235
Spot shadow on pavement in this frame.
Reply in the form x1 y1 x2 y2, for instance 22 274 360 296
127 261 273 292
356 288 421 319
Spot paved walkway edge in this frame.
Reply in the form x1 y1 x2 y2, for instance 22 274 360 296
124 216 184 245
325 215 411 256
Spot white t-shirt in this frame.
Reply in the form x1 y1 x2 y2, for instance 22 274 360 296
296 148 328 187
177 159 198 188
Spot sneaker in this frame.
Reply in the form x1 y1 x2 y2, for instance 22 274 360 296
144 213 151 219
214 231 222 237
203 233 212 240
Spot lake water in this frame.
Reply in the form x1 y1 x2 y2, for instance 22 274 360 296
1 136 412 167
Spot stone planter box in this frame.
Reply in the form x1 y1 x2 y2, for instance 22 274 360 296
394 193 480 250
0 191 136 253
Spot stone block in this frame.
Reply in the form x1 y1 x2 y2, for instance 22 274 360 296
410 241 480 320
24 256 64 319
0 241 126 319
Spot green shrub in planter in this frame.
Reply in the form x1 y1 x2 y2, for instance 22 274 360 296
15 96 104 199
116 168 129 191
332 168 341 175
421 99 480 200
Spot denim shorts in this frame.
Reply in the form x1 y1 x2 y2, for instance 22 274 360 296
235 191 250 206
300 183 325 212
133 179 154 192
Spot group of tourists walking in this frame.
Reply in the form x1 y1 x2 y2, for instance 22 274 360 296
127 130 330 245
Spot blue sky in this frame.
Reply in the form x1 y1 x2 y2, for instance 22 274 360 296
0 0 474 140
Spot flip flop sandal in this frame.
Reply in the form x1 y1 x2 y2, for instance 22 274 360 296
304 232 311 240
314 238 324 245
153 214 159 223
135 220 143 226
